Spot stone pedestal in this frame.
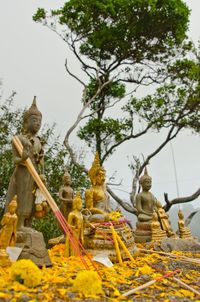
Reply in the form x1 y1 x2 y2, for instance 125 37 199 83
152 229 167 242
154 238 200 252
84 221 136 263
134 222 152 243
179 229 193 240
16 228 52 267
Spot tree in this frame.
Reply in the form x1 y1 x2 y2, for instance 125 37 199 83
33 0 200 214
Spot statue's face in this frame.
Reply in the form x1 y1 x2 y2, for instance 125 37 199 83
142 178 152 190
64 175 71 185
9 204 17 214
75 200 82 211
27 115 42 134
96 170 105 185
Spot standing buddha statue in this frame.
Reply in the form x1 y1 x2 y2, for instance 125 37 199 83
0 195 18 249
5 97 44 229
65 192 84 257
0 196 18 267
59 170 74 221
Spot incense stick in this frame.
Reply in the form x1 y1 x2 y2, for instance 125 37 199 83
122 269 181 297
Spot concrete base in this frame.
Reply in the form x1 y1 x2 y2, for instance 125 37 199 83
134 221 152 243
16 227 52 267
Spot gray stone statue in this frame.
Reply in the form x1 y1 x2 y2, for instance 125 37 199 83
136 167 157 223
135 167 158 243
5 97 51 267
59 170 74 221
5 96 44 229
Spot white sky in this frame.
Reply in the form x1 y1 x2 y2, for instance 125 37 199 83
0 0 200 208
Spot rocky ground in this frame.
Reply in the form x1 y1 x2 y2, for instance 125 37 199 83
0 243 200 302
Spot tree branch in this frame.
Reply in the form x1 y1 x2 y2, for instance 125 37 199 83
101 123 153 163
106 185 137 215
63 79 113 167
139 126 182 175
64 58 86 87
163 188 200 212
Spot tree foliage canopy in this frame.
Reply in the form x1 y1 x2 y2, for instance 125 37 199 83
33 0 200 213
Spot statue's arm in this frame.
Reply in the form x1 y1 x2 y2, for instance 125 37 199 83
81 221 84 244
136 195 148 215
0 214 9 226
58 187 65 201
59 187 72 202
68 213 75 228
12 136 30 165
136 195 149 215
14 216 18 231
136 195 152 215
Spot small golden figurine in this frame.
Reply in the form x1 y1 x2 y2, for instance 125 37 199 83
34 174 48 218
65 192 84 257
178 209 193 240
151 212 167 242
0 195 18 249
157 201 176 238
0 195 18 267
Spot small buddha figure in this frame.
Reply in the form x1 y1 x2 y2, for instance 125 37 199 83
87 152 111 213
178 209 193 240
34 174 48 218
136 168 158 223
59 170 74 221
0 195 18 249
151 212 167 242
65 192 84 257
5 97 44 229
157 201 176 238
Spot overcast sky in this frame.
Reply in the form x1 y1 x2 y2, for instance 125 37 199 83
0 0 200 208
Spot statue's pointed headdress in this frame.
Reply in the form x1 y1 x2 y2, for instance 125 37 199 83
139 166 151 184
88 152 105 185
9 195 17 208
73 191 82 209
23 96 42 122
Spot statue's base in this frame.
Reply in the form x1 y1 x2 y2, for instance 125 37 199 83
134 222 152 243
84 220 136 263
16 227 52 267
